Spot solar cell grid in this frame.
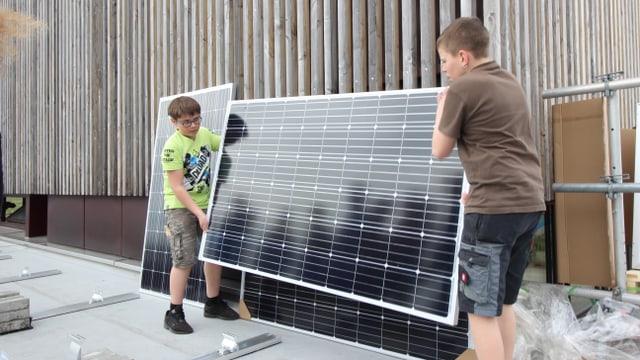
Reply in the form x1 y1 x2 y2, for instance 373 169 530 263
202 89 465 325
243 274 469 359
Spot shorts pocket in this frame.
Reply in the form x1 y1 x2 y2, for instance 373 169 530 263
166 224 184 261
458 243 491 304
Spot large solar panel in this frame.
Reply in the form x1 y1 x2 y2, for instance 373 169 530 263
243 273 469 359
141 84 234 301
201 89 465 325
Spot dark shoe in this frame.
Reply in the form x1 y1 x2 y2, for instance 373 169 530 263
204 299 239 320
164 309 194 334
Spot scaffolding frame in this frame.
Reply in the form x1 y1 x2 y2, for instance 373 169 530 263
542 77 640 305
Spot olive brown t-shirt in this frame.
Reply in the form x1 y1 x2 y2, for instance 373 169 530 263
438 61 545 214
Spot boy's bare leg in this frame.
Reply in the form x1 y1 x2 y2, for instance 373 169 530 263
203 261 222 298
497 305 516 360
468 313 505 360
170 266 192 304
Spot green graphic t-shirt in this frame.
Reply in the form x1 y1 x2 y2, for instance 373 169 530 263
161 127 222 210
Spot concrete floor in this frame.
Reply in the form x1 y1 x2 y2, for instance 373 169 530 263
0 226 400 360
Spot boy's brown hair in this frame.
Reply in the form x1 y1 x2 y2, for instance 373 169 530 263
167 96 201 120
436 17 489 58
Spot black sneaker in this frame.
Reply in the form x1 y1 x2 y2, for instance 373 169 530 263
204 299 239 320
164 309 194 334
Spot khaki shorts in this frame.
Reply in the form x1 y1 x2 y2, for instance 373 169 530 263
164 208 203 268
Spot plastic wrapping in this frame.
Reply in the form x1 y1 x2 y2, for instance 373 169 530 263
513 282 640 359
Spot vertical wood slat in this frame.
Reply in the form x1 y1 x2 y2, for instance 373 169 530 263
297 0 310 95
309 0 324 95
351 0 366 93
366 0 383 91
323 0 337 94
337 0 352 93
284 0 297 96
215 0 225 86
401 0 417 89
460 0 477 17
242 0 253 99
0 0 639 198
273 0 285 97
383 0 400 90
419 0 436 88
438 0 456 87
263 1 275 97
223 0 233 85
253 0 264 99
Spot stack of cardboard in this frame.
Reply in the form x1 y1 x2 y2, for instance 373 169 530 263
553 99 636 287
628 270 640 294
0 290 31 334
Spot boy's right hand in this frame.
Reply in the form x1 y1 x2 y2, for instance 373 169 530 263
198 212 209 232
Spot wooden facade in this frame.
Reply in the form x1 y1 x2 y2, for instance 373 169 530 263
1 0 639 199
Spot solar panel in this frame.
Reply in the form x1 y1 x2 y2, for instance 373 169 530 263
242 273 469 359
201 89 465 325
141 84 234 301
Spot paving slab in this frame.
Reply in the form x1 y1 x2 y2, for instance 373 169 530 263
0 235 397 360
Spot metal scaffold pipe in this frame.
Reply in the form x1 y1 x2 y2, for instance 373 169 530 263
565 286 640 307
542 77 640 98
553 183 640 193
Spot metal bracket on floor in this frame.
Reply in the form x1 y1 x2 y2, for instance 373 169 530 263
31 292 140 321
0 269 62 284
191 333 281 360
68 334 85 360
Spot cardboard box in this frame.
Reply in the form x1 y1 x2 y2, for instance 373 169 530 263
552 99 615 288
621 128 636 248
456 349 477 360
628 269 640 294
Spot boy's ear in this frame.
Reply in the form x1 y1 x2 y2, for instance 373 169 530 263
458 49 472 66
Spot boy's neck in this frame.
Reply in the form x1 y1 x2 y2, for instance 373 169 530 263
469 57 491 70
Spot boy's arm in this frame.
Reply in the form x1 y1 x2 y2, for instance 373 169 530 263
431 88 456 160
167 169 209 231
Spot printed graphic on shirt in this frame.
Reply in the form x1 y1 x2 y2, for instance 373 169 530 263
182 145 212 193
162 148 176 163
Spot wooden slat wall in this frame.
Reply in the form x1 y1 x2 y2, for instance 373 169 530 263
487 0 640 197
0 0 639 198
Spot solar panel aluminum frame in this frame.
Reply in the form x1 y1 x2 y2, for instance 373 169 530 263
140 84 234 301
200 88 466 326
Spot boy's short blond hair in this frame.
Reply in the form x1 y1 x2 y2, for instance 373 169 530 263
436 17 489 58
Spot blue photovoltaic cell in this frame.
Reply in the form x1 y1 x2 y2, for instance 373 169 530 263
201 89 465 325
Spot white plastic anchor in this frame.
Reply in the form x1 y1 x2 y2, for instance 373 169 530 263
89 293 104 304
218 333 239 355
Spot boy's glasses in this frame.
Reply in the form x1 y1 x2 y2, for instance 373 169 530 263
178 116 202 127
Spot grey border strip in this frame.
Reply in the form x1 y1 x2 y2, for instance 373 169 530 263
31 292 141 321
190 333 281 360
0 234 141 273
0 269 62 284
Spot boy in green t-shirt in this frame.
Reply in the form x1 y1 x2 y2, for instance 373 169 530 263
161 96 238 334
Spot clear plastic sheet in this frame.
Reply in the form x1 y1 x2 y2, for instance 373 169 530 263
513 282 640 360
